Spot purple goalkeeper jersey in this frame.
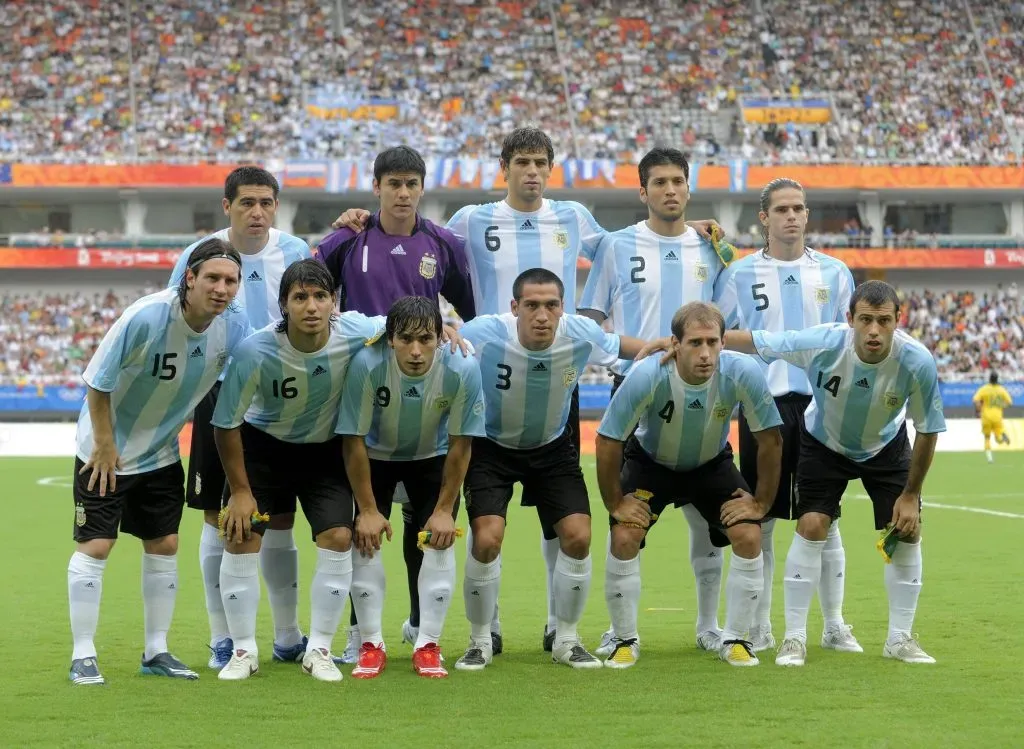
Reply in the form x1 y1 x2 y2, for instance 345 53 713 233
315 213 475 319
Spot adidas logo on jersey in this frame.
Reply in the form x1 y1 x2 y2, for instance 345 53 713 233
312 365 327 377
405 386 420 398
519 219 535 231
784 275 799 286
664 250 679 261
391 244 406 255
189 346 203 359
856 377 870 388
248 270 262 282
330 589 341 597
532 362 548 372
687 398 704 410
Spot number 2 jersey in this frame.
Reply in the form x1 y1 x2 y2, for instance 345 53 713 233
598 351 782 472
211 313 385 444
77 288 251 475
753 324 946 461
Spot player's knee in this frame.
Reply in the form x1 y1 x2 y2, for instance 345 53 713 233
224 535 262 555
77 538 115 560
726 522 761 558
268 513 295 531
795 512 830 541
316 526 352 552
555 514 591 559
609 525 643 560
470 518 504 562
142 534 178 556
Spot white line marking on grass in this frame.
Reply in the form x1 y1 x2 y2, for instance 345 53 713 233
645 608 687 612
37 476 73 488
849 494 1024 519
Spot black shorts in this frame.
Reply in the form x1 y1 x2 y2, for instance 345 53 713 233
239 423 353 540
73 458 185 542
363 455 459 528
738 393 811 520
464 430 590 531
614 438 753 548
185 381 234 512
521 384 580 512
794 425 913 530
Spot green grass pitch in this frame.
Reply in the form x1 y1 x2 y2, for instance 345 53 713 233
1 453 1021 748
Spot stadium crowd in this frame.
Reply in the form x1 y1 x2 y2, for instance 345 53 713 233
1 0 1020 165
3 285 1021 389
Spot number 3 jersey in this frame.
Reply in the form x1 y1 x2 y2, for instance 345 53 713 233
753 324 946 461
598 351 782 472
77 288 251 475
212 312 385 444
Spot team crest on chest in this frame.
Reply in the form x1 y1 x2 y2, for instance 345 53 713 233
215 350 229 370
712 402 730 420
815 286 830 305
562 366 578 387
883 391 900 409
433 396 451 411
693 262 708 282
418 253 437 280
553 229 569 250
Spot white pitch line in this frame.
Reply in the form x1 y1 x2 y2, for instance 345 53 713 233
848 493 1024 519
645 608 687 612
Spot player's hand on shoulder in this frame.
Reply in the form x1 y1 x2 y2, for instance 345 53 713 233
720 488 766 526
612 494 653 529
223 490 258 544
442 324 472 357
636 335 675 363
81 440 121 497
332 208 371 231
355 509 393 557
423 510 457 550
686 219 724 241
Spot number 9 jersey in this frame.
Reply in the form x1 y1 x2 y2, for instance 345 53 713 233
211 313 385 443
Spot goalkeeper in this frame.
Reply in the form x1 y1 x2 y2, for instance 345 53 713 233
595 301 782 669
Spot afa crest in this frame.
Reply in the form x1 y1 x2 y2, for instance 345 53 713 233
553 229 569 250
694 262 709 282
419 254 437 280
815 286 830 305
562 367 578 387
712 402 730 420
215 351 229 370
884 391 900 409
75 503 87 528
433 396 451 411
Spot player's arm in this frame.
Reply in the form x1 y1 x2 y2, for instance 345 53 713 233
619 334 672 360
81 386 120 496
331 208 371 232
894 359 946 539
439 234 477 321
578 233 617 325
722 330 757 354
342 436 392 557
972 388 984 417
712 264 741 330
730 325 843 369
422 435 472 550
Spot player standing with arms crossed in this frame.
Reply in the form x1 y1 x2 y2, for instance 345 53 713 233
68 239 249 685
713 178 860 654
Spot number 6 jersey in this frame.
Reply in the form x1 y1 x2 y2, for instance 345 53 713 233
212 313 384 444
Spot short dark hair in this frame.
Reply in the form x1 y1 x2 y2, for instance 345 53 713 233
500 127 554 167
224 166 280 204
512 267 564 301
670 302 725 340
386 296 443 342
849 280 900 316
178 238 241 310
374 146 426 184
275 259 337 332
638 148 689 188
990 371 999 385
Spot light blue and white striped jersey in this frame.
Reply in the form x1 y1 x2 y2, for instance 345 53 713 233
753 324 947 461
446 199 604 314
598 352 782 472
77 288 251 475
169 228 311 331
211 313 385 444
335 342 486 461
580 222 724 375
460 313 621 449
714 248 855 397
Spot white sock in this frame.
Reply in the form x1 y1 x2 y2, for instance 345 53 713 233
682 504 724 634
415 546 456 649
605 551 640 641
260 528 303 648
783 533 825 643
68 551 106 661
755 519 776 632
199 523 229 646
885 539 923 643
464 553 500 645
467 526 502 632
553 551 591 645
220 552 260 654
542 535 560 630
350 552 386 646
307 548 353 653
819 520 847 630
142 553 178 661
723 552 764 643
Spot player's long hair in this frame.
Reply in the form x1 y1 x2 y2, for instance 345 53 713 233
386 296 443 344
276 259 338 332
178 238 242 311
758 177 806 255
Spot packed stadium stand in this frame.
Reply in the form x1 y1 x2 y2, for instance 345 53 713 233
2 0 1021 163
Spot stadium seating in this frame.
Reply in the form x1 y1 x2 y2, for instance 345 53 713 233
2 0 1019 164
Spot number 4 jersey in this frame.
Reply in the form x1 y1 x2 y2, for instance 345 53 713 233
598 352 782 472
212 313 385 444
77 288 251 475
